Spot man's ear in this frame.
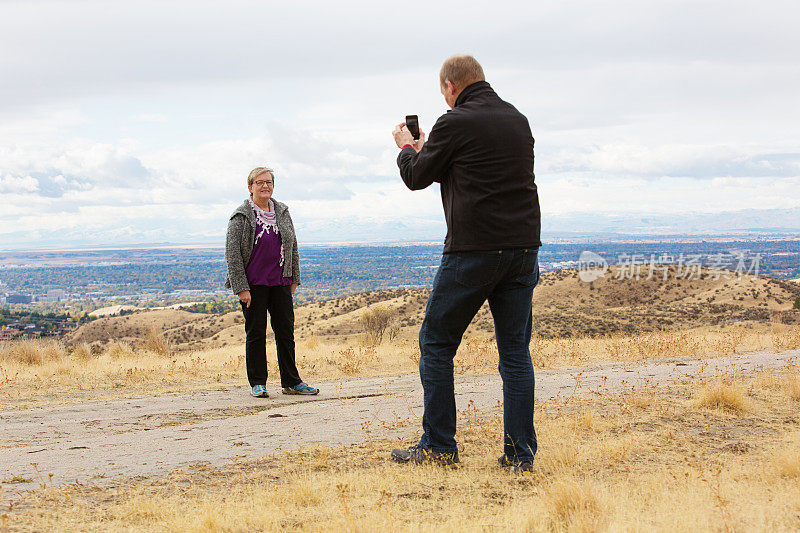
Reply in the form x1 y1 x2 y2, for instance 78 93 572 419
445 80 457 95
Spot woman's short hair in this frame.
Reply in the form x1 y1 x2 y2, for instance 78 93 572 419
247 167 274 186
439 54 485 91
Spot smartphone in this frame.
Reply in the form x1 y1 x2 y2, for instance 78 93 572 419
405 115 420 140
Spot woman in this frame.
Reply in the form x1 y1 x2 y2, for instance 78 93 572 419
225 166 319 397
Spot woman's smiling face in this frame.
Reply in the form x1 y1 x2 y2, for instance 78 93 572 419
248 171 274 203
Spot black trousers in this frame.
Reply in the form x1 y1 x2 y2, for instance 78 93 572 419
241 285 302 388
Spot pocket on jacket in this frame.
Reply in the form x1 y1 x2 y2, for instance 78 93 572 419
455 251 502 288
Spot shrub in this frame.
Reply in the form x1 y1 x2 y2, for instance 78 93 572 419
106 341 135 359
333 346 375 375
691 378 749 412
143 326 170 355
774 443 800 478
1 339 44 365
359 305 396 345
70 342 93 361
0 339 66 365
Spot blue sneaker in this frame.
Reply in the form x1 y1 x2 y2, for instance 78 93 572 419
250 385 268 398
282 382 319 395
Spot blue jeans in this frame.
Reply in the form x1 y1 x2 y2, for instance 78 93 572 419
417 248 540 460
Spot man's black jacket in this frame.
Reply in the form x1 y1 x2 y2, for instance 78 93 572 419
397 81 541 253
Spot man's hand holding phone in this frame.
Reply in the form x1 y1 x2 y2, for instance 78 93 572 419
393 121 426 153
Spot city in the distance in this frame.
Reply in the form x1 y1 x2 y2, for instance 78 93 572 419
2 236 799 338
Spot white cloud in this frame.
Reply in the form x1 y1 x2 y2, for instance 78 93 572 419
542 143 800 179
540 176 800 216
0 174 39 194
133 113 168 123
1 1 800 247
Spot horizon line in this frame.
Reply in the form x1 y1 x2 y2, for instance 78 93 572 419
2 232 800 254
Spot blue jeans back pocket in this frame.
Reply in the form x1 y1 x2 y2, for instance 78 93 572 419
517 249 540 287
455 251 502 288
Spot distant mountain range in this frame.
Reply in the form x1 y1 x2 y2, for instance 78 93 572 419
2 207 798 251
543 207 800 239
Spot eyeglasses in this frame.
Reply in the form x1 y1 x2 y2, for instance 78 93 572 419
253 179 274 188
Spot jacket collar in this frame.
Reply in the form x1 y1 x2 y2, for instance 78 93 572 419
454 81 493 107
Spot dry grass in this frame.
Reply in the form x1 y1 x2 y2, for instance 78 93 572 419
530 323 799 368
330 345 378 375
2 322 799 410
771 323 800 352
4 370 800 532
142 326 171 355
105 340 135 359
1 339 65 365
691 377 750 412
68 342 93 361
541 477 604 532
784 371 800 401
774 445 800 478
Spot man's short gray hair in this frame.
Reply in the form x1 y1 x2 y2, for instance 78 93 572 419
439 54 485 91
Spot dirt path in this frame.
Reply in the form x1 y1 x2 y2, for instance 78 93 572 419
1 350 797 494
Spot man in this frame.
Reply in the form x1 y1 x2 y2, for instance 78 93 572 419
391 54 542 472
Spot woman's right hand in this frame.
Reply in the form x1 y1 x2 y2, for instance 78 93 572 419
238 290 251 308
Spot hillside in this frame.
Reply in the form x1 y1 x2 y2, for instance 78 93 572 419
66 267 800 351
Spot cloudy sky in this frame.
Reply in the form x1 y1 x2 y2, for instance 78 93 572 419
1 0 799 249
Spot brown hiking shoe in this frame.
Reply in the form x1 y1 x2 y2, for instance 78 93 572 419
391 444 459 466
498 454 534 473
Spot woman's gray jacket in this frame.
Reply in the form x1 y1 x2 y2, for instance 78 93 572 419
224 198 300 295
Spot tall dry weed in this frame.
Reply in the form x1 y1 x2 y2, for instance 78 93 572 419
41 340 66 362
455 338 495 373
712 328 746 355
105 341 135 359
0 339 66 365
541 443 580 471
1 339 42 365
303 334 320 350
551 338 587 364
625 391 654 409
529 334 548 367
117 495 167 522
771 324 800 352
774 447 800 478
70 342 93 361
773 432 800 478
692 378 749 412
606 330 703 361
143 326 170 355
784 372 800 401
543 477 604 533
288 472 319 505
755 371 781 390
332 346 376 375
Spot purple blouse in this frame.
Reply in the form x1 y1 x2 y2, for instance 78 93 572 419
245 220 293 286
